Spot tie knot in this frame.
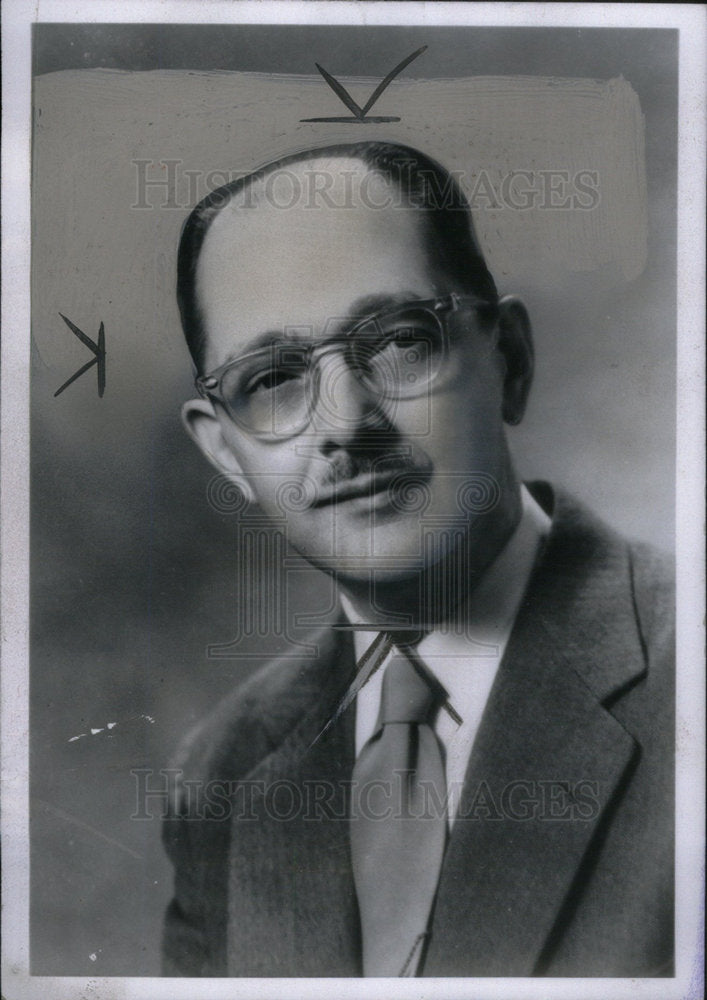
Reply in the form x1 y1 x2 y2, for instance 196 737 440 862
379 655 440 726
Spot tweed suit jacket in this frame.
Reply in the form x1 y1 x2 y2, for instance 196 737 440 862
162 483 674 977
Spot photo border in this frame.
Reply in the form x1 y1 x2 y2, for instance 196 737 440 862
2 2 704 998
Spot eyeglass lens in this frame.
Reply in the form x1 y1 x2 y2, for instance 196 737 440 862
220 304 447 438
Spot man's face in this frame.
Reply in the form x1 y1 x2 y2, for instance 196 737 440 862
190 158 516 583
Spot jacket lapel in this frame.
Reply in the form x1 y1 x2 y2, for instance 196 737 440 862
226 626 361 976
424 488 646 976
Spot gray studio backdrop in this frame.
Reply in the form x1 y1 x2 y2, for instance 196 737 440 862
31 25 677 975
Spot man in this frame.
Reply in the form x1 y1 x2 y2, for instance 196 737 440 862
162 142 674 978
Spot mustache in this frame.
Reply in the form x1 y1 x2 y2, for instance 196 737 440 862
319 449 432 489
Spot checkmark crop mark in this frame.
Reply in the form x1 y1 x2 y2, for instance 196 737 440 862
301 45 427 123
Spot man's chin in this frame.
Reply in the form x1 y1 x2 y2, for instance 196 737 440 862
291 533 450 581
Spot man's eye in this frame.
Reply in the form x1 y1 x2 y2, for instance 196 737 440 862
245 369 302 394
377 324 439 359
387 325 433 347
356 325 430 358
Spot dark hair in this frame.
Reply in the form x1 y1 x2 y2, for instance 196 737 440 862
177 141 498 372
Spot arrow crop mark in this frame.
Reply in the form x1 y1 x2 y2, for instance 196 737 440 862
54 314 106 398
301 45 428 123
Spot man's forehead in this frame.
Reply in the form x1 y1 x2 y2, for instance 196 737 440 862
239 154 375 207
203 155 409 243
195 156 440 366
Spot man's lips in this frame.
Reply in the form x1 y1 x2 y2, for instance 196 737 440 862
310 469 430 508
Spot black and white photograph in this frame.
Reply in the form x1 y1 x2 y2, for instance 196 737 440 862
1 2 705 998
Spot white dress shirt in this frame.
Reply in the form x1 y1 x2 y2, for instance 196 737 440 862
343 485 550 827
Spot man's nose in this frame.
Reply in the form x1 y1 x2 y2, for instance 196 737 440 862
311 351 390 443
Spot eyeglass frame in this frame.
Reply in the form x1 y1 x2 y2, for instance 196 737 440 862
194 292 499 441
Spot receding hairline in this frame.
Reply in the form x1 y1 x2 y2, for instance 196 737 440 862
193 148 460 241
197 154 417 259
178 141 498 371
221 151 392 199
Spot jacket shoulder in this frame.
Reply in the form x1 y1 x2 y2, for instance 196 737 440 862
537 483 675 654
627 540 675 657
529 483 675 703
167 623 347 791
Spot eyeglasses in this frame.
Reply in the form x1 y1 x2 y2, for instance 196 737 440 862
195 293 498 441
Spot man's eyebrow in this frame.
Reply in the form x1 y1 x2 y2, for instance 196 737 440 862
346 291 424 320
335 291 428 337
225 328 312 361
230 291 425 360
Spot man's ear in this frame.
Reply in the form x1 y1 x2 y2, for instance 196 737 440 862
496 295 534 426
181 398 255 504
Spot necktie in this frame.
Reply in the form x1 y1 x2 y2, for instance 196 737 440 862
350 652 447 976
